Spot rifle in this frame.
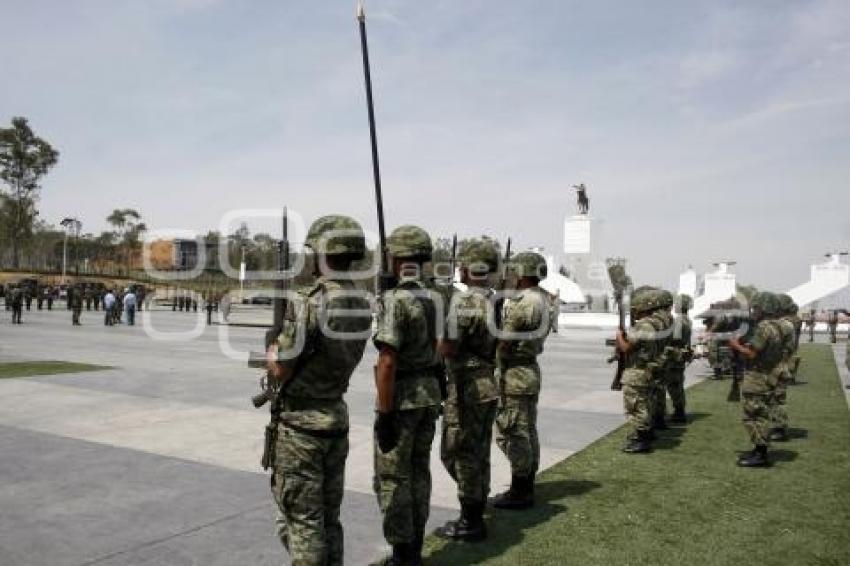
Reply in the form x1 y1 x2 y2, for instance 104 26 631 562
605 262 630 391
494 238 512 328
247 208 289 470
357 2 392 295
724 311 751 402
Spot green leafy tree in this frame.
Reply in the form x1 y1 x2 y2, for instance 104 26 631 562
0 117 59 268
107 208 146 275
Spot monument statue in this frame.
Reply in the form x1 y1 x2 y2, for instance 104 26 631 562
572 183 589 215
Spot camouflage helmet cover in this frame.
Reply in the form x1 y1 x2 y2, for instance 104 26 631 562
750 291 780 317
388 225 433 259
305 215 366 258
777 293 796 315
510 251 548 279
658 289 674 308
631 287 661 313
459 239 499 273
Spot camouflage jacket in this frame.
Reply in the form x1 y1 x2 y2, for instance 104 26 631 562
775 317 796 362
669 314 692 369
499 286 551 396
623 315 662 385
648 310 675 374
373 275 442 410
446 285 498 402
745 319 784 374
276 277 371 432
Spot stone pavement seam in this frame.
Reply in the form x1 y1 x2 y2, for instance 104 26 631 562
76 503 270 566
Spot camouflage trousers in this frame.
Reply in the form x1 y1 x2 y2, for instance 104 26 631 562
271 424 348 566
373 406 439 545
622 383 653 440
72 307 82 325
769 365 791 431
655 367 686 416
495 394 540 477
741 371 777 448
441 390 497 502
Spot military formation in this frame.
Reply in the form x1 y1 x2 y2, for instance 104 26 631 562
260 215 553 565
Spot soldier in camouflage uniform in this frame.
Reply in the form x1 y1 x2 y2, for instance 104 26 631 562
10 285 24 324
491 251 552 509
436 239 500 541
615 288 664 453
373 225 442 566
666 294 693 424
648 289 674 431
827 309 838 343
728 292 785 467
70 285 83 326
265 215 372 566
768 294 798 441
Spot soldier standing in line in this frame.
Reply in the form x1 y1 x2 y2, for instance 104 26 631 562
828 309 839 343
10 285 24 324
648 289 674 431
807 308 816 342
37 286 45 310
46 285 55 310
436 239 500 541
70 285 83 326
491 251 552 509
768 294 797 442
728 292 784 467
615 288 663 453
264 215 371 566
666 294 693 424
85 285 93 311
372 225 442 565
24 287 33 311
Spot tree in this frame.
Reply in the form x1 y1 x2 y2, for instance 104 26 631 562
107 208 146 275
0 117 59 268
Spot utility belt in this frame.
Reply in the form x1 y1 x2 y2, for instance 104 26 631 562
395 365 443 381
281 421 349 439
500 357 537 370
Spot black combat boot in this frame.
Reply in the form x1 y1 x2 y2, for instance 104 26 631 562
669 408 687 424
769 427 789 442
435 499 487 541
491 475 534 510
623 431 652 454
382 542 415 566
737 445 769 467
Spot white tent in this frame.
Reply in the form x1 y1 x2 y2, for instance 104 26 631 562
539 273 585 303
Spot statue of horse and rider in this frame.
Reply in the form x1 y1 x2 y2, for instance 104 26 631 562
572 183 589 215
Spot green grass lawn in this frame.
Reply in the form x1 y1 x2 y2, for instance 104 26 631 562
0 360 111 379
424 344 850 566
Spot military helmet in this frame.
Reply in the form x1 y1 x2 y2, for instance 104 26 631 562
387 225 432 260
676 294 693 312
658 289 674 309
750 291 779 317
305 215 366 259
459 239 499 273
777 293 796 315
631 288 660 313
510 251 548 279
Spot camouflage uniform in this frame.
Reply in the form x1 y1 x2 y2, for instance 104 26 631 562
70 287 83 325
666 296 693 420
622 310 661 447
270 215 371 566
10 286 24 324
648 294 674 426
441 286 498 503
769 315 795 435
739 294 784 459
373 226 441 555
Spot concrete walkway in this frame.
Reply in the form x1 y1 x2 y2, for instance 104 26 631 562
0 307 704 565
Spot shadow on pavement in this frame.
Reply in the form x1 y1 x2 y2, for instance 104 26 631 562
424 479 600 565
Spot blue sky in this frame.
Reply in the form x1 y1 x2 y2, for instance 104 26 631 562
2 0 849 290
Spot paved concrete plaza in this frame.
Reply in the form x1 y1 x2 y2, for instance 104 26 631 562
0 306 704 565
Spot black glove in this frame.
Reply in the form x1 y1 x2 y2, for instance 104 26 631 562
375 411 399 454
